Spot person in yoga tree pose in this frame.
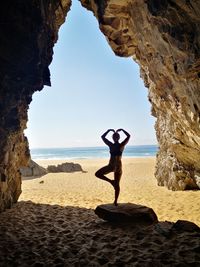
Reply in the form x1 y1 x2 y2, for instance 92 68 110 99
95 128 130 206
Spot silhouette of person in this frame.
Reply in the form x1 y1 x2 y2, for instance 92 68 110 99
95 129 130 206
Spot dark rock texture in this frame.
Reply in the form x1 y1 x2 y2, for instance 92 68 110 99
81 0 200 191
154 220 200 238
0 0 71 211
173 219 200 233
95 203 158 224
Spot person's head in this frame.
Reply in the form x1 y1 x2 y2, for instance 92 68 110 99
112 132 120 142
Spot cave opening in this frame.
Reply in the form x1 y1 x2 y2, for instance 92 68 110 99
25 0 156 154
20 0 158 207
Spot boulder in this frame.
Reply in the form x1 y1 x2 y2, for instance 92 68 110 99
172 220 200 233
47 162 83 173
20 160 47 177
95 203 158 225
154 220 200 238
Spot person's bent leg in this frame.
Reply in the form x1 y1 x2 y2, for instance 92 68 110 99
114 172 122 206
95 165 114 186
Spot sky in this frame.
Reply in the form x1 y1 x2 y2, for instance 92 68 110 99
25 0 157 148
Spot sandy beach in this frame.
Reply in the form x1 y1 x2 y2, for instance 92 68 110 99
20 157 200 224
0 157 199 266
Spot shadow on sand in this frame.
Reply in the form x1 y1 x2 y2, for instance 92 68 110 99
0 201 199 266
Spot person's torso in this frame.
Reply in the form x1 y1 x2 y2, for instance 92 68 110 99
109 142 124 158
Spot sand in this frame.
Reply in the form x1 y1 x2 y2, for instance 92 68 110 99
0 157 199 266
20 157 200 224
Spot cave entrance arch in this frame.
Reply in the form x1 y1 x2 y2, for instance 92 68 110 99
25 1 156 153
0 0 200 212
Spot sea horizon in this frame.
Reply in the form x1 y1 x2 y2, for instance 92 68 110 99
30 144 158 160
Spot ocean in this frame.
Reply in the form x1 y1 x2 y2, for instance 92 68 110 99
30 145 158 160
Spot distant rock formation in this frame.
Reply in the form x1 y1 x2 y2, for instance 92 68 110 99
47 162 83 173
20 160 84 178
95 203 158 225
20 160 47 178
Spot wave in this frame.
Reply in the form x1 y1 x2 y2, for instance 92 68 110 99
30 145 158 161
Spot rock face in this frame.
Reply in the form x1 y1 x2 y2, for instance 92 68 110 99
0 0 200 211
80 0 200 190
47 162 83 173
95 203 158 224
0 0 71 211
20 160 47 178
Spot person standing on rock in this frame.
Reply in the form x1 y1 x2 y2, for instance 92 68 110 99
95 129 130 206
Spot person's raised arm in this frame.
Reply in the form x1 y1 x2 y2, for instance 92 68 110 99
117 129 130 146
101 129 115 146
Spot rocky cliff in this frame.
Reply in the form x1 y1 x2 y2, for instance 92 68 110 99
0 0 199 211
0 0 71 211
80 0 200 190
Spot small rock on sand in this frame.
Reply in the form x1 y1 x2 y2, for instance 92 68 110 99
47 162 83 173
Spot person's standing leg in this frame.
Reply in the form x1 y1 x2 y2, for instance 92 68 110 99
114 171 122 206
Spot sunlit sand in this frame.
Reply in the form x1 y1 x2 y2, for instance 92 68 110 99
0 157 199 266
20 157 200 225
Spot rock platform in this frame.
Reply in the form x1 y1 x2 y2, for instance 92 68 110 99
95 203 158 225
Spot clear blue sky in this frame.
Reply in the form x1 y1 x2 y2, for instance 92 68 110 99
25 0 157 148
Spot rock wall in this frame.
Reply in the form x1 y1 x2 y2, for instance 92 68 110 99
80 0 200 190
0 0 71 211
